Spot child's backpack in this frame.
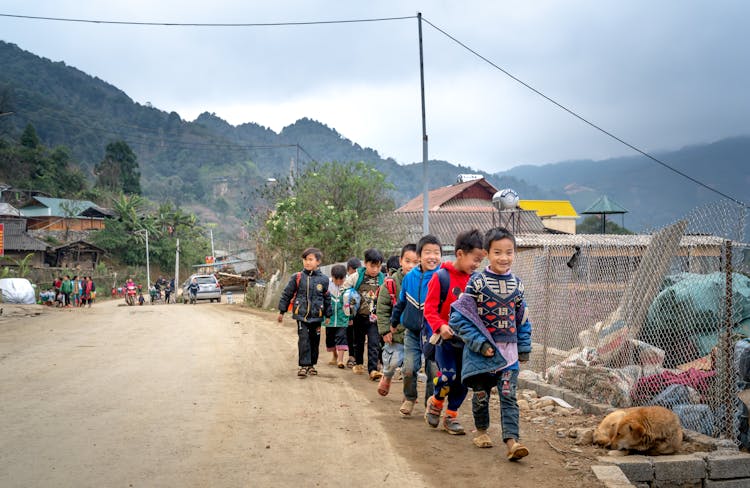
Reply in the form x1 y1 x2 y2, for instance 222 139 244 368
435 267 452 313
384 277 398 306
287 272 301 313
342 288 361 317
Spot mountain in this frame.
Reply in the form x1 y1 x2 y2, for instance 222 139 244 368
501 137 749 231
0 40 747 235
0 41 535 214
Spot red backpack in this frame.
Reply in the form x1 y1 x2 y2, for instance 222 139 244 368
287 272 301 312
384 277 398 306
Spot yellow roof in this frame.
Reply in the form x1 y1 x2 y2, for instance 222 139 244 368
518 200 578 218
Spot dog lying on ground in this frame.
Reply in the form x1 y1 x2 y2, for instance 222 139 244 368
593 409 628 448
608 406 682 455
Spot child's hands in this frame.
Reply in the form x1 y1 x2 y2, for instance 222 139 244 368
518 352 529 363
483 347 494 357
438 324 454 340
383 332 393 344
480 342 494 357
277 313 283 323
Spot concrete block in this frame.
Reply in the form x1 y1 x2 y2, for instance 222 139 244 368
598 455 654 482
653 480 702 488
704 480 750 488
706 451 750 479
653 454 705 481
591 465 637 487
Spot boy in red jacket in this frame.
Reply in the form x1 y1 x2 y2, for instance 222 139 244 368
423 229 485 434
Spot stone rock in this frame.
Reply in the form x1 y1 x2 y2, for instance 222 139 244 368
574 429 594 445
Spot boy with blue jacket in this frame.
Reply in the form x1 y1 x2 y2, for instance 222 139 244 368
450 227 532 460
390 235 441 417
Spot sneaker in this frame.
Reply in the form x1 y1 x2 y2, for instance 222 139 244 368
442 414 466 435
399 399 415 417
352 364 365 375
473 431 493 448
369 370 383 381
297 367 308 378
346 357 356 369
307 366 318 376
424 396 442 428
507 441 529 460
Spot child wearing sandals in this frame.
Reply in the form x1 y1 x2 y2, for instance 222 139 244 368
375 244 418 396
423 229 486 435
277 247 331 378
325 264 349 368
450 227 532 461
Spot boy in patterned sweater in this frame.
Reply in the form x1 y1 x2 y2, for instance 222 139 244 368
450 227 532 460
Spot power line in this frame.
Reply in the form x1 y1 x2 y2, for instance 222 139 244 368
421 16 747 208
0 12 415 27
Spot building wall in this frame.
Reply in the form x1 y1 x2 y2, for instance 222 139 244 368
26 218 105 231
540 217 577 234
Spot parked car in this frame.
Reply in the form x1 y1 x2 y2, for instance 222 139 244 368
182 274 221 303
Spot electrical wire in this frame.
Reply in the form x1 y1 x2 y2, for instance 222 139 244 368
421 16 747 208
0 13 415 27
1 11 743 206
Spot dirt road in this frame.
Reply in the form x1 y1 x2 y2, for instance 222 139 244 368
0 299 603 487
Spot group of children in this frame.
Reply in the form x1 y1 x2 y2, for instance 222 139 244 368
277 227 532 461
50 275 96 307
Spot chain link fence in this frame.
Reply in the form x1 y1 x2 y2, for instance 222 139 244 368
517 201 749 445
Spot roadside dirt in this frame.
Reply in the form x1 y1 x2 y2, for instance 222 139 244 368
0 299 615 487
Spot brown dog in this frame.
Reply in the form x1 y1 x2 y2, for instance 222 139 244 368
594 409 628 448
610 406 682 455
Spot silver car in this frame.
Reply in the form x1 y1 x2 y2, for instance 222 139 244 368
183 274 222 303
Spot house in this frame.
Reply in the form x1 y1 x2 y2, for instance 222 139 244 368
394 178 565 249
0 211 49 267
47 240 106 270
518 200 579 234
19 197 114 231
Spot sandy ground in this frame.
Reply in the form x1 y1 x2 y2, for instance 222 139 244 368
0 299 606 488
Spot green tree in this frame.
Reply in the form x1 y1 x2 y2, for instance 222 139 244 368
577 215 634 235
262 161 400 266
95 141 141 194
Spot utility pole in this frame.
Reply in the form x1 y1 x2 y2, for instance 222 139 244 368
418 12 429 235
135 229 150 291
209 228 215 258
174 238 180 300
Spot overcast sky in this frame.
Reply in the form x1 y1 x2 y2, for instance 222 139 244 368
1 1 748 173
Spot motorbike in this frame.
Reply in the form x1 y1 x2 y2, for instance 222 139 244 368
125 283 137 306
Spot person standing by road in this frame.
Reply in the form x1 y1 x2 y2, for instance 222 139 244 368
277 247 331 378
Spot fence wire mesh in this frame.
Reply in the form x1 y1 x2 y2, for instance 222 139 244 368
517 200 749 444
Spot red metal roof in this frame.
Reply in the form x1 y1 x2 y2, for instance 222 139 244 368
396 178 499 213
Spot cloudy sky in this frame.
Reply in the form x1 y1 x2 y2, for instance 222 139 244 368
1 1 748 173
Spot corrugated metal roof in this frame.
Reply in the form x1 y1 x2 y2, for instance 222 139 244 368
514 233 730 248
581 195 628 214
396 178 499 212
20 197 99 218
0 203 21 217
0 219 48 251
397 209 549 246
519 200 579 218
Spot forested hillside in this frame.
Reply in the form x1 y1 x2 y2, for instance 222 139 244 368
0 39 746 236
502 136 749 231
0 41 535 221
